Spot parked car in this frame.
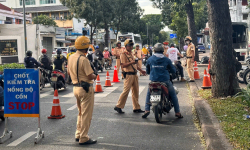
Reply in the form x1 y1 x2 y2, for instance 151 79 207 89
198 43 206 53
52 47 69 57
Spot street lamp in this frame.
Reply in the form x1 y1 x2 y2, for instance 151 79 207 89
23 0 27 53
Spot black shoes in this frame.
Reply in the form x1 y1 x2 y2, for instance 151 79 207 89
133 109 145 113
189 80 195 82
79 139 97 145
75 138 79 142
114 107 125 114
142 112 150 118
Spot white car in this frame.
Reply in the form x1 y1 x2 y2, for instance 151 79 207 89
52 47 69 58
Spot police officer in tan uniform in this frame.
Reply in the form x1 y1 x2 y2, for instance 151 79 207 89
114 39 146 114
133 44 143 76
68 35 97 145
185 36 195 82
113 41 124 79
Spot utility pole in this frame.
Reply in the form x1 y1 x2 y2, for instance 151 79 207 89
23 0 28 53
147 23 148 45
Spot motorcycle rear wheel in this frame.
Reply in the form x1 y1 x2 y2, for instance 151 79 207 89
154 104 162 123
237 69 246 84
243 69 250 85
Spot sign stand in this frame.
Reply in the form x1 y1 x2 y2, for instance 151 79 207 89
0 118 12 143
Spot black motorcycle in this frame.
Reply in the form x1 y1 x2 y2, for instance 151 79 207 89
0 79 4 121
240 57 250 84
149 82 179 123
143 54 149 66
94 57 103 72
104 58 112 70
40 67 51 90
50 70 66 90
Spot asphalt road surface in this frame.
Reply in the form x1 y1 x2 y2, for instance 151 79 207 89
0 60 204 150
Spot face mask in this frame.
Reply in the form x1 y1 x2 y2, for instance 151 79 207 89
186 41 190 45
164 46 168 48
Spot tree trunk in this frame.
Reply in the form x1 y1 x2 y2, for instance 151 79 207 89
179 37 185 51
104 24 109 47
90 24 93 44
185 2 199 61
207 0 239 97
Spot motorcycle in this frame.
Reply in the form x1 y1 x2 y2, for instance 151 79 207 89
50 70 66 90
0 106 4 121
104 58 112 70
0 78 4 121
40 67 51 90
94 57 103 72
240 56 250 84
149 82 179 123
143 54 149 66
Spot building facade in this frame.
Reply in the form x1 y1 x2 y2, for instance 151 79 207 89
229 0 249 24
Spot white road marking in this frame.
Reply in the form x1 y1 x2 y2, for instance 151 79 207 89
7 132 36 147
95 87 118 98
67 104 77 110
128 86 146 97
62 92 74 98
40 90 53 98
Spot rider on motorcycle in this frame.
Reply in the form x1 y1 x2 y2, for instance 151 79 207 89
166 44 186 82
142 43 183 119
53 48 67 72
39 49 52 71
24 50 42 68
94 46 104 67
103 47 112 66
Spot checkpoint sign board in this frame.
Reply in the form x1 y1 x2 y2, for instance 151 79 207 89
4 69 40 117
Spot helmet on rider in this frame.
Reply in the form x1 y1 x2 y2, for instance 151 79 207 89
26 50 32 56
170 43 175 48
95 46 99 49
41 49 47 54
89 47 93 51
56 48 62 54
75 36 90 50
154 43 164 53
104 47 109 51
163 41 169 45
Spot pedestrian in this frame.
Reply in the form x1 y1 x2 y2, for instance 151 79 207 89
133 44 143 76
114 39 146 114
142 43 183 118
113 41 125 79
67 35 97 145
185 36 195 82
163 41 169 57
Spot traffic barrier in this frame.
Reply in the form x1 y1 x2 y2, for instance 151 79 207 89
104 71 113 87
112 66 120 83
207 62 212 85
194 61 200 79
201 69 212 89
48 89 65 119
95 75 103 93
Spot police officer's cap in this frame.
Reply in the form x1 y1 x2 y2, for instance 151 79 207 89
124 39 134 47
154 43 164 52
185 36 192 41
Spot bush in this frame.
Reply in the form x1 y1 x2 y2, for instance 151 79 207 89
0 63 25 72
234 84 250 108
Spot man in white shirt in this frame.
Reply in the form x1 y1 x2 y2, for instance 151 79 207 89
166 44 186 82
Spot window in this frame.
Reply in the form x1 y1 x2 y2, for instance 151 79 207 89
40 0 56 4
242 0 248 6
20 0 36 6
243 14 248 20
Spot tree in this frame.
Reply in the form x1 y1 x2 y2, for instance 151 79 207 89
33 15 57 27
207 0 239 97
60 0 103 44
151 0 201 61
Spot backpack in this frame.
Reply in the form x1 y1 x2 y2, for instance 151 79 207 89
201 56 209 64
41 55 51 70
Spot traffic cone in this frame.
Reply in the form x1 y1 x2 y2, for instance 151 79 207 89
112 66 120 83
48 89 65 119
207 62 212 85
194 61 200 79
95 75 103 93
201 69 212 89
104 71 113 87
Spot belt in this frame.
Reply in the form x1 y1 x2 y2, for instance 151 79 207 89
187 56 193 59
73 83 93 87
126 72 137 75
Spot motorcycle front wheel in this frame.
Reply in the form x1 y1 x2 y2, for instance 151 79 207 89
237 69 246 84
154 104 162 123
243 69 250 85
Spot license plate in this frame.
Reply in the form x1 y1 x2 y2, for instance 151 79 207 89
51 77 57 82
150 95 161 102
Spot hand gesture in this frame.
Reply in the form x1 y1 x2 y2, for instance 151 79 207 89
141 70 147 76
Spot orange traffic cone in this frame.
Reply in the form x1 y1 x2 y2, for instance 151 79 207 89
207 62 212 85
201 69 212 89
48 89 65 119
104 71 113 87
112 66 120 83
194 61 200 79
95 75 103 93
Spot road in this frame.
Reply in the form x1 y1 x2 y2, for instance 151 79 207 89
0 61 204 150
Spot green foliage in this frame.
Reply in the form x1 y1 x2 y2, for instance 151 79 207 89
33 15 58 27
234 85 250 107
0 63 25 72
199 89 250 149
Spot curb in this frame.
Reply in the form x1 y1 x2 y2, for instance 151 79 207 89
189 82 233 150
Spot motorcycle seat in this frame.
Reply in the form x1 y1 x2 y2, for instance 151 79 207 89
149 82 169 95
